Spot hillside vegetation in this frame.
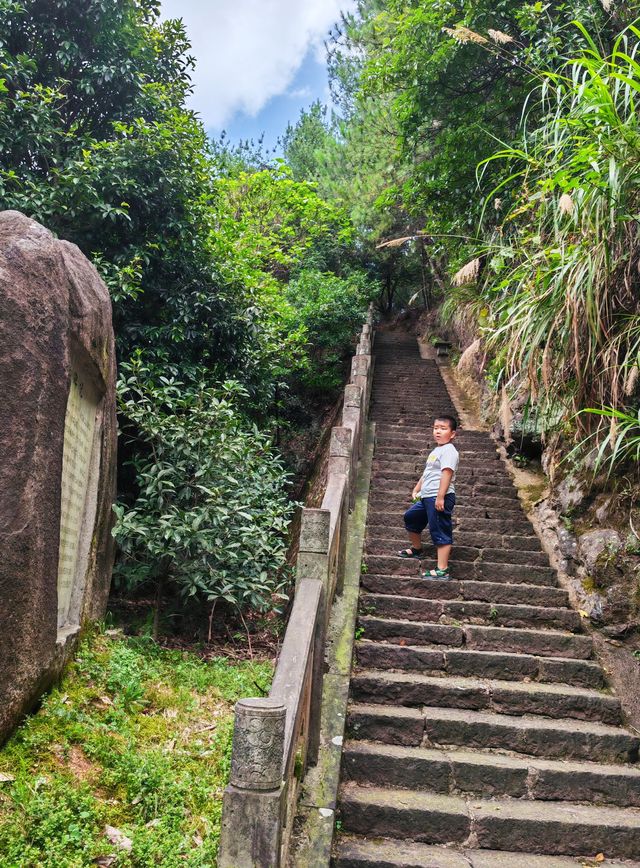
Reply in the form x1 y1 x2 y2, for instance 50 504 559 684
0 0 375 627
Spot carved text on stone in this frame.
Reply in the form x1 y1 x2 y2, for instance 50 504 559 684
57 368 98 628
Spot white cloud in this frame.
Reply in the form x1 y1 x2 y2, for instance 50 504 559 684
288 86 312 100
160 0 354 129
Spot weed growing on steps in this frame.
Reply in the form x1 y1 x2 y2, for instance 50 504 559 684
0 628 272 867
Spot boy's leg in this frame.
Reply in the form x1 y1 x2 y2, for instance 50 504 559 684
424 494 455 577
399 501 428 556
437 544 452 570
408 531 423 551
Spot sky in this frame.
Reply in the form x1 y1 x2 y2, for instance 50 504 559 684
160 0 354 153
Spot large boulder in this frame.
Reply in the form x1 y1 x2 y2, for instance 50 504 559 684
577 529 623 572
457 338 484 377
0 211 117 741
553 474 586 512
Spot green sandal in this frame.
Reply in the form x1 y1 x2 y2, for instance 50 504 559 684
423 567 451 580
398 547 424 559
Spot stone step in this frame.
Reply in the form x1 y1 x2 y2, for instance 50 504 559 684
334 837 618 868
368 515 534 537
374 430 497 443
371 467 509 479
370 474 515 491
363 555 558 587
346 703 640 764
357 617 592 659
370 478 521 500
372 448 501 462
365 542 550 567
355 640 603 689
360 591 581 632
338 783 640 859
369 497 526 515
370 418 455 428
360 575 569 608
372 443 498 452
372 458 501 472
372 417 457 425
372 463 511 480
368 505 528 521
366 531 543 551
374 449 500 463
375 426 495 440
371 481 516 496
350 670 621 724
369 484 515 497
372 393 445 397
342 740 640 808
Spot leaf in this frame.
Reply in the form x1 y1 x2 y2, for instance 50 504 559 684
0 773 15 783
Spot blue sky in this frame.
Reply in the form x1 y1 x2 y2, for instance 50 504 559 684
160 0 353 154
220 48 330 154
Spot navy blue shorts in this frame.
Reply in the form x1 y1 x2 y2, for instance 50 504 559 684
404 493 455 546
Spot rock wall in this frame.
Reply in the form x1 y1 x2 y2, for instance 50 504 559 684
0 211 117 741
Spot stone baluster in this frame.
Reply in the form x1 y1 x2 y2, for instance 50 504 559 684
296 508 331 765
219 698 287 867
327 427 352 594
342 383 363 471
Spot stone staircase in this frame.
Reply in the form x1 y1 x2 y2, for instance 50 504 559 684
334 332 640 867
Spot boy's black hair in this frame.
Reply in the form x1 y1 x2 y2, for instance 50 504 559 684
435 414 458 431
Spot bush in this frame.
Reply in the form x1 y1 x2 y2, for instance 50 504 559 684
286 269 373 394
113 357 294 612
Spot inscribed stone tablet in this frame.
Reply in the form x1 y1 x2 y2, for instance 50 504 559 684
57 368 99 628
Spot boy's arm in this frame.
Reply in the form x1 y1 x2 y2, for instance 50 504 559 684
435 468 454 511
411 475 424 499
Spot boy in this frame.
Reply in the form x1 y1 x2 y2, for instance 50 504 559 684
397 415 459 579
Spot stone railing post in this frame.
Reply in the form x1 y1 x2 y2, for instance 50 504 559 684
351 353 369 393
296 508 331 588
219 698 287 868
296 509 331 765
328 427 352 594
359 323 372 356
351 353 372 417
328 426 351 478
342 383 363 475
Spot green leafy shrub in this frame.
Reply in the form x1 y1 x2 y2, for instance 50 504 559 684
113 357 294 612
453 24 640 438
286 269 373 393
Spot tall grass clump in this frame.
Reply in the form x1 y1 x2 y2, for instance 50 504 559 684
449 23 640 443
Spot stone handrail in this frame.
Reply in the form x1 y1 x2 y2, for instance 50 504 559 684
218 306 374 867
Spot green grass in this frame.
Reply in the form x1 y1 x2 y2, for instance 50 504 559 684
0 629 272 867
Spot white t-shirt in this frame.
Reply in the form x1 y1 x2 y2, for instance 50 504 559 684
420 443 459 497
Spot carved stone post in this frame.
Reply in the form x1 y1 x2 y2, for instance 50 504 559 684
359 323 372 355
328 427 352 594
342 383 363 473
296 508 331 588
219 698 287 867
328 426 351 477
295 509 330 770
352 353 372 417
351 353 369 392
